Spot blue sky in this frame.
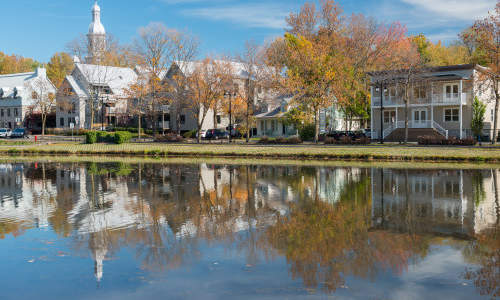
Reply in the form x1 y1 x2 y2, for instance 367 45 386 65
0 0 496 62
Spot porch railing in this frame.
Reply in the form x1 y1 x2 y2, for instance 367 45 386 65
382 120 448 139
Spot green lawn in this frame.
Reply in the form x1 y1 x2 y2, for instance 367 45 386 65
2 142 500 162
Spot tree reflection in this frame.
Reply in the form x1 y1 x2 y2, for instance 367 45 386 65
463 228 500 298
0 162 498 297
261 172 431 292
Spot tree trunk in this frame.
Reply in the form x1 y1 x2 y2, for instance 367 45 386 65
246 100 250 143
41 114 46 136
197 123 201 143
404 88 409 144
492 91 499 144
314 109 320 143
138 113 142 141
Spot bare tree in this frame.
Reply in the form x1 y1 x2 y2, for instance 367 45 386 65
163 31 199 134
26 78 56 136
134 22 176 136
237 40 271 142
125 72 150 140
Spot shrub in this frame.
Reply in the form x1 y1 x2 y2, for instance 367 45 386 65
299 124 315 141
324 137 335 144
155 134 184 143
275 136 287 144
183 130 197 139
259 136 269 144
286 136 303 144
357 136 371 145
114 131 132 144
339 135 352 144
96 131 114 143
85 131 97 144
417 135 476 146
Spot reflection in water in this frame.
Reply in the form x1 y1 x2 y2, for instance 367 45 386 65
0 162 498 299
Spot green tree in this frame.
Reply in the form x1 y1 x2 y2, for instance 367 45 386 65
471 96 486 139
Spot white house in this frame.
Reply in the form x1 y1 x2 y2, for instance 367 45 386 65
56 63 138 129
0 68 56 130
369 64 498 141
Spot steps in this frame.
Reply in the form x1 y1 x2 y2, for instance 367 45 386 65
385 128 445 142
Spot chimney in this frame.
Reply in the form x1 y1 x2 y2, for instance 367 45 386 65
36 67 46 78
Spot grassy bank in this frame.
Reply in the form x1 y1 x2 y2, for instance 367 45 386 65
2 155 500 169
2 142 500 162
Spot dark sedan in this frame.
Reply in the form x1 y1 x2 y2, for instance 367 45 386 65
10 128 26 138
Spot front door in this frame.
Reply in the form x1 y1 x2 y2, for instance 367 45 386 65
413 109 427 128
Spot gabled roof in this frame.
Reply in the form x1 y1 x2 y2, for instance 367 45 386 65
0 68 55 103
65 75 88 98
168 60 272 80
367 64 483 77
74 63 138 97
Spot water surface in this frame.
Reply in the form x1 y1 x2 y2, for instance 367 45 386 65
0 161 498 299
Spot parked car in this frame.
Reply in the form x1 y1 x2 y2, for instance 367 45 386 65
10 128 27 138
197 130 207 138
0 128 11 138
205 129 229 140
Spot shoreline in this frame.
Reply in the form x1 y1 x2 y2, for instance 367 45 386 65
2 143 500 163
2 155 500 169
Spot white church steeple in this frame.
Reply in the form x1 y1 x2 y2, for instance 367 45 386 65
87 1 106 63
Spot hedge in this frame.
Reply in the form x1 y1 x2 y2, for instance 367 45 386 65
114 131 132 144
85 131 97 144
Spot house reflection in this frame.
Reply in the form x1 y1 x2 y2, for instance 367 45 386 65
371 168 499 236
0 162 498 295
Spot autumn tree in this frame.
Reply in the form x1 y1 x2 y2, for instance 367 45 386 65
125 72 151 140
412 34 470 66
468 1 500 144
46 52 75 88
0 52 41 74
187 58 232 143
26 77 56 135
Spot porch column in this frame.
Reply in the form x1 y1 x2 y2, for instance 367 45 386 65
395 107 398 128
459 80 463 139
370 86 374 136
431 83 434 128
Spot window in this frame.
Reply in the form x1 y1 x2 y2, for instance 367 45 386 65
180 115 186 124
413 86 426 99
64 88 74 96
445 84 459 99
389 87 396 98
60 118 65 127
14 108 18 117
216 115 221 124
444 108 459 122
260 121 264 131
165 114 170 122
7 109 10 117
271 120 276 131
384 111 396 123
32 92 38 99
0 109 3 117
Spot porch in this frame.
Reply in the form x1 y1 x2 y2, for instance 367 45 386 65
371 105 471 141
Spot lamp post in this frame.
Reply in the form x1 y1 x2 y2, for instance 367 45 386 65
225 89 236 143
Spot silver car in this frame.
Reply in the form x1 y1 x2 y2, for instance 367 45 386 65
0 128 11 138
